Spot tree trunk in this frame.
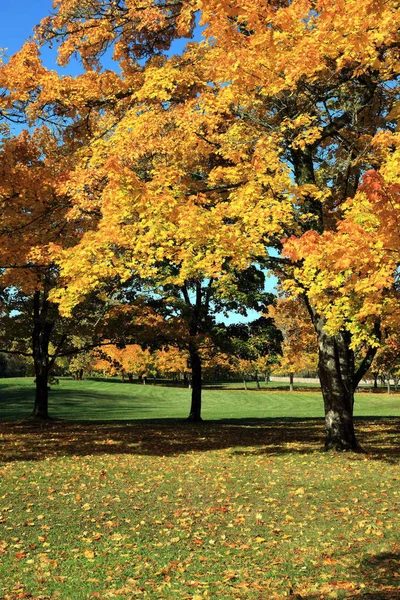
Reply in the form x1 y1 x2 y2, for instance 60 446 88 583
373 373 378 391
243 376 248 391
289 372 294 392
32 372 49 419
31 291 54 420
187 344 202 421
305 303 378 451
316 323 359 450
255 371 261 389
386 374 391 394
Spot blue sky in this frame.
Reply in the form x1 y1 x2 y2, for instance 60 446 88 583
1 0 198 73
1 1 53 57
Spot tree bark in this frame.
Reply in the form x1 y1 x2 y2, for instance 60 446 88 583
32 372 50 419
317 331 358 450
310 310 377 451
187 344 202 421
255 371 261 389
386 374 391 395
289 372 294 392
31 291 54 420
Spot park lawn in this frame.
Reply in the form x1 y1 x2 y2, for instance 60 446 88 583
0 379 399 599
0 377 399 422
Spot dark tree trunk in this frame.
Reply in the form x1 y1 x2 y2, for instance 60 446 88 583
187 344 202 421
317 329 358 450
255 371 261 389
310 309 378 451
32 373 49 419
32 291 54 420
128 372 134 383
289 372 294 392
373 373 378 391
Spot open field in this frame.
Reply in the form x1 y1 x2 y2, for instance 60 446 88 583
0 377 399 422
0 378 399 599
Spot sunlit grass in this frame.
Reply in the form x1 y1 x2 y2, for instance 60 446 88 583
0 378 399 599
0 377 399 422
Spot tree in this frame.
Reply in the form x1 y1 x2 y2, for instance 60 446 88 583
155 347 189 383
0 127 118 418
226 317 283 390
8 0 398 446
269 297 318 391
368 334 400 394
98 343 157 383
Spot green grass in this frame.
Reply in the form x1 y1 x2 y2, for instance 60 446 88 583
0 377 399 422
0 378 399 599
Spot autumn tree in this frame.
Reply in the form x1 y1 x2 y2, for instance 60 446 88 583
0 127 118 418
268 297 318 391
8 0 398 446
368 333 400 394
225 317 283 390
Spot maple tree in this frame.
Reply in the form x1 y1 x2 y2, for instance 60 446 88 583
2 0 398 446
226 317 283 389
368 333 400 394
97 343 157 383
0 126 119 418
269 297 318 391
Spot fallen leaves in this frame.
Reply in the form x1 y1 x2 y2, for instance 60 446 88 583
0 419 399 599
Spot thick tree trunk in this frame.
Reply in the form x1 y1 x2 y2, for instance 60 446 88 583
316 323 359 450
373 373 378 391
289 372 294 392
187 344 202 421
255 371 261 390
32 372 49 419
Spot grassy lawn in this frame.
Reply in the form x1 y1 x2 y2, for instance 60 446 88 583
0 377 399 422
0 379 399 599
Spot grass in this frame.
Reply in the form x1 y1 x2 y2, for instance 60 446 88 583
0 377 399 422
0 378 399 599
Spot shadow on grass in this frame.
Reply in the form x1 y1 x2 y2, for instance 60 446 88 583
0 415 398 464
297 551 400 599
355 551 400 599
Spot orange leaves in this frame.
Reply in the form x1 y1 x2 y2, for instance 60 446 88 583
268 296 317 375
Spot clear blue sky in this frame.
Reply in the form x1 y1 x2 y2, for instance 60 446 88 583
1 1 53 57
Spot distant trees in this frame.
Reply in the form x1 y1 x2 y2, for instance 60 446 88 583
268 298 318 391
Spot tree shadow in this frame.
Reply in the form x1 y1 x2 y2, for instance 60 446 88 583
356 552 400 599
0 415 398 464
295 552 400 599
